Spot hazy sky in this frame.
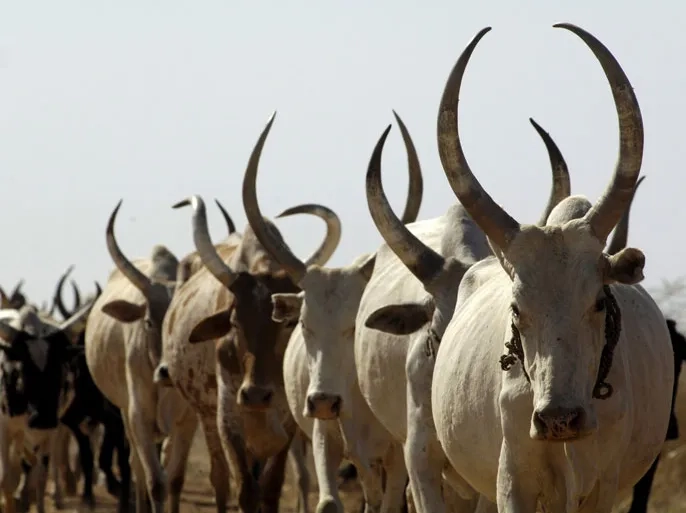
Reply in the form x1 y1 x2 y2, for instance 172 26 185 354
1 2 683 307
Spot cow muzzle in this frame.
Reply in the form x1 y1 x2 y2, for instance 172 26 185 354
531 405 594 441
305 392 342 420
237 385 273 411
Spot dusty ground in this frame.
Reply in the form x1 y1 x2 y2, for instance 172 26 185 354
45 375 686 513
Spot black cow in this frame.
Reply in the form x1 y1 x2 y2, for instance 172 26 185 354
628 317 686 513
0 305 89 513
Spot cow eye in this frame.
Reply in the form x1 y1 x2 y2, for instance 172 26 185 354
510 304 520 319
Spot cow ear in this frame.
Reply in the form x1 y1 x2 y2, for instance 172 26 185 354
364 302 433 335
101 300 146 323
603 248 645 285
271 294 303 323
189 310 233 344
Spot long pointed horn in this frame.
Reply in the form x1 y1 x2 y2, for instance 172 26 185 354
554 24 644 243
0 287 11 310
70 280 82 310
242 112 307 284
437 27 521 251
529 118 571 226
276 204 342 267
173 196 237 288
367 123 445 285
58 298 97 333
606 176 645 255
53 266 75 319
10 280 24 302
392 110 424 224
214 199 237 235
106 201 152 297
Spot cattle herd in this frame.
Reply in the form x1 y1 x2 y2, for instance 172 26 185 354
1 22 685 513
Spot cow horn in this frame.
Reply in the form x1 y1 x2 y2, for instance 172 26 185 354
392 110 424 224
214 199 237 235
437 27 521 252
71 280 82 310
241 112 307 284
606 176 645 255
554 24 644 243
0 287 10 310
106 201 153 297
173 196 237 288
94 282 103 298
53 265 75 319
367 122 445 286
529 118 571 226
10 280 24 302
58 298 97 333
276 204 342 267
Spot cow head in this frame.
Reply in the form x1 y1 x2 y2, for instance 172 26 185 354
0 280 27 310
51 265 102 345
364 112 573 347
100 201 178 367
0 303 92 429
435 24 645 441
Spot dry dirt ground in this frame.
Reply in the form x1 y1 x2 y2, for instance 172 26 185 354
43 375 686 513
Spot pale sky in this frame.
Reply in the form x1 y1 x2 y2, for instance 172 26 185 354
1 2 683 307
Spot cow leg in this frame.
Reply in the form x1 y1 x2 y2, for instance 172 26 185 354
495 442 537 513
0 425 16 513
165 411 198 513
287 430 310 513
34 453 51 513
66 423 96 508
113 422 132 513
99 423 120 496
258 443 290 513
122 410 152 513
380 443 407 513
216 379 259 513
311 419 343 513
125 379 166 513
199 416 230 513
627 453 660 513
338 417 383 513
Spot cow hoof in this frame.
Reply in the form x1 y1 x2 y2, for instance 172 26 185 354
64 472 78 496
81 495 96 510
316 497 340 513
106 476 122 497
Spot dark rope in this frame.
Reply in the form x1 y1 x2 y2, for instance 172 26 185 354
499 285 622 400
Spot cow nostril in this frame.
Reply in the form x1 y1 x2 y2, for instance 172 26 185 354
567 407 585 431
306 397 315 414
533 410 547 434
262 390 273 404
240 389 249 404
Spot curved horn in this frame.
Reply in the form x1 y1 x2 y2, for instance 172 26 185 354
10 280 24 302
173 196 237 288
367 123 445 285
392 110 424 224
529 118 571 226
0 287 9 310
437 27 521 251
94 282 103 299
554 23 644 242
242 112 307 284
70 280 82 310
606 175 645 255
106 201 152 297
53 266 75 320
276 204 341 267
214 199 237 235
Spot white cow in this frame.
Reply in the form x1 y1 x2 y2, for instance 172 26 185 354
85 202 198 513
430 24 672 512
264 112 423 513
357 106 577 513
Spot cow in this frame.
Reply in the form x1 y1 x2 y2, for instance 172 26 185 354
265 111 422 513
0 282 27 311
357 107 578 513
0 301 94 513
428 23 672 512
156 158 341 513
84 202 199 513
